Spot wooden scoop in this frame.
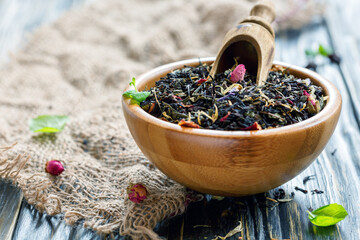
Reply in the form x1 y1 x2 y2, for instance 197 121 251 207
209 0 276 85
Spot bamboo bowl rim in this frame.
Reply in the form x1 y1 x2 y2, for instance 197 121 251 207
123 57 342 138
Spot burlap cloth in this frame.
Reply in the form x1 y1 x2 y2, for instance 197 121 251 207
0 0 324 239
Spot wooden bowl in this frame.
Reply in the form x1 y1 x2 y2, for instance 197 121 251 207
122 57 342 196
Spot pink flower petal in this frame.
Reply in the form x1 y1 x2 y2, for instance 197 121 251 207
240 122 262 131
178 119 201 128
303 90 316 106
220 112 231 122
196 78 207 85
230 64 246 83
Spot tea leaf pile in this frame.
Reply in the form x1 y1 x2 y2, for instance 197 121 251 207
140 63 327 131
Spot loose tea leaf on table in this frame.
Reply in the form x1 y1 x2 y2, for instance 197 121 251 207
140 62 327 131
308 203 348 227
305 44 341 65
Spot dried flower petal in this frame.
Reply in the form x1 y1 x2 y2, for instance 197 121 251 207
196 78 207 85
304 90 320 113
224 83 242 94
220 112 231 122
127 183 148 203
217 92 235 102
307 100 321 114
230 64 246 83
178 119 201 128
172 95 183 101
181 103 195 108
303 90 315 105
149 103 155 113
240 122 262 131
45 160 64 176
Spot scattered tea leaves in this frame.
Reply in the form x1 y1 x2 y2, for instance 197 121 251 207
266 197 278 203
277 192 295 203
273 188 286 200
329 54 341 64
318 44 333 57
303 175 316 185
211 195 225 201
305 62 318 71
331 149 337 156
29 115 69 133
311 189 324 195
305 44 341 66
141 62 326 130
305 44 333 58
123 77 151 105
305 49 318 57
212 221 242 240
193 225 211 228
308 203 348 227
295 186 308 194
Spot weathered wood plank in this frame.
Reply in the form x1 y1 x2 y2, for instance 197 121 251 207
0 0 93 61
1 1 360 240
13 201 123 240
0 181 23 240
155 16 360 239
325 0 360 127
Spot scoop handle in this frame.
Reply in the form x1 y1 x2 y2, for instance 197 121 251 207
250 0 276 24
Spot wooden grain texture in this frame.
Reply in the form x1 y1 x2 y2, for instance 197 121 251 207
210 0 276 85
13 201 126 240
0 0 92 61
0 0 359 239
0 180 23 240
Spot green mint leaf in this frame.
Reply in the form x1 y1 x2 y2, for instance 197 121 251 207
318 45 333 57
29 115 69 133
123 78 150 105
123 90 137 98
130 99 140 105
129 77 137 91
305 49 318 57
124 91 150 105
131 91 151 103
308 203 348 227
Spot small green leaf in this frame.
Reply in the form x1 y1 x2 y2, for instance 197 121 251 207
129 77 137 91
29 115 69 133
308 203 348 227
124 91 150 105
130 99 140 105
123 89 137 98
131 91 151 103
305 49 318 57
123 78 150 105
318 45 333 57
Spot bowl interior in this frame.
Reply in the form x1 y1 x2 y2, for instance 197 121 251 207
126 58 340 137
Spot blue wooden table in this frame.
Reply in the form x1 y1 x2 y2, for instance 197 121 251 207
1 0 360 239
